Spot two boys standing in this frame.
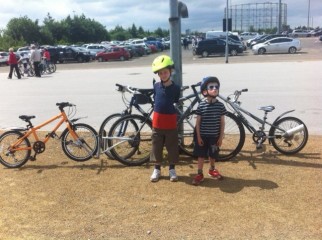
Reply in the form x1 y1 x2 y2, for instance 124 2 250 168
150 55 226 185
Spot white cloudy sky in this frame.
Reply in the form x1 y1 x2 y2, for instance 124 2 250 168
0 0 321 32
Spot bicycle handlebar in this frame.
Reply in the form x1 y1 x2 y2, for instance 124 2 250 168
56 102 75 111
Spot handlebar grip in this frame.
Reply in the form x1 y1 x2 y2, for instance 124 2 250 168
191 82 201 88
181 86 189 91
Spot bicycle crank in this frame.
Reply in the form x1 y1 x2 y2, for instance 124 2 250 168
33 141 46 153
252 131 267 144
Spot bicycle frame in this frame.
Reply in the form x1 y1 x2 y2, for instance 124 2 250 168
218 94 294 137
10 111 77 152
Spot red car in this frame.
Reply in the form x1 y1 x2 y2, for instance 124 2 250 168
95 47 130 62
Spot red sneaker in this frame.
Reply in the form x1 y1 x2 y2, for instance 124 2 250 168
192 174 204 185
208 169 223 180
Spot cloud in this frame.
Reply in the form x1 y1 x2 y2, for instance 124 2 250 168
0 0 321 32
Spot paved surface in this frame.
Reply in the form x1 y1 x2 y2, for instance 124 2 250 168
1 60 321 135
0 37 321 134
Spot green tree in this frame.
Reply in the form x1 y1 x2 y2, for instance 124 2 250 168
4 16 41 45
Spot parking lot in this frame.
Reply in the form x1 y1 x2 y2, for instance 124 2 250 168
0 37 321 239
0 37 321 73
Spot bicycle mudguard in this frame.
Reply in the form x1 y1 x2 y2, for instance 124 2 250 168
4 127 27 131
268 109 295 144
273 109 295 123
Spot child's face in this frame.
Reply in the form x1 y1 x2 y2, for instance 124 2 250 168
205 83 219 97
157 68 171 82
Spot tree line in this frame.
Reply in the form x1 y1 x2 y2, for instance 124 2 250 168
0 13 170 51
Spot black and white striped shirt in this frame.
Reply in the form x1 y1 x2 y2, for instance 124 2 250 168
196 99 227 137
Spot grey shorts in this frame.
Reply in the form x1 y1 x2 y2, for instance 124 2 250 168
150 128 179 164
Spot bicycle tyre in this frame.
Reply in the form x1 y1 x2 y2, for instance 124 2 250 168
28 66 35 77
61 123 98 161
178 111 197 157
108 114 152 166
0 131 31 168
99 113 123 159
48 63 56 73
178 112 245 161
270 116 308 155
14 67 23 77
218 112 245 161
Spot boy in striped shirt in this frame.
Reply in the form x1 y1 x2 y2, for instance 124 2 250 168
192 77 226 185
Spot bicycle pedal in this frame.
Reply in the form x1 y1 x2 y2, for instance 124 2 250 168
29 156 36 161
256 145 263 150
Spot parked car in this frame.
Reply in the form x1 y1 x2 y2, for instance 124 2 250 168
145 40 164 51
239 32 259 41
289 30 312 38
246 34 266 47
319 35 322 42
58 47 91 63
95 47 130 62
46 47 62 64
250 34 285 48
17 46 30 53
252 37 301 55
0 52 9 66
193 38 243 57
85 44 107 59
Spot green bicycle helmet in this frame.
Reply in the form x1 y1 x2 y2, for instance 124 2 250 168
152 55 174 73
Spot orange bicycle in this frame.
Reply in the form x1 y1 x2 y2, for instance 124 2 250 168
0 102 98 168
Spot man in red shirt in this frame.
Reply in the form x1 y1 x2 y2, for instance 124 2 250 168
7 48 21 79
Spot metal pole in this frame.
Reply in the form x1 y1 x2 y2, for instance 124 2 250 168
307 0 310 29
225 0 229 63
278 0 281 34
169 0 182 88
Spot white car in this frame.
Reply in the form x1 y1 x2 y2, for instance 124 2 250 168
289 30 311 38
252 37 301 55
0 52 9 65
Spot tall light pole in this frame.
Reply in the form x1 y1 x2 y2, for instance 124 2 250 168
307 0 311 29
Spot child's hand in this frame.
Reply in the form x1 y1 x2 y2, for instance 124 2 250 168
217 138 223 147
198 137 204 146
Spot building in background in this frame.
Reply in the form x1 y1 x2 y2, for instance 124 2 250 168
226 2 287 32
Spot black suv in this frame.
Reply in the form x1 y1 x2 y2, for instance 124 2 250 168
193 38 243 57
58 47 91 63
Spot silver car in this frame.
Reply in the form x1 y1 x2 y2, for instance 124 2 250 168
252 37 301 55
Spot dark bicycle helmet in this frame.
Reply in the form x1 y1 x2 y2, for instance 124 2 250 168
200 76 220 96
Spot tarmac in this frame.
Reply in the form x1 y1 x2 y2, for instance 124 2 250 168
0 60 321 135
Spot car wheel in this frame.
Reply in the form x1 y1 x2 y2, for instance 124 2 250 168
289 47 297 54
230 49 238 56
77 56 83 63
258 48 266 55
201 51 209 57
98 57 103 62
120 56 125 61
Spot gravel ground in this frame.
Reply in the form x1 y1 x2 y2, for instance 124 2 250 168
0 134 321 239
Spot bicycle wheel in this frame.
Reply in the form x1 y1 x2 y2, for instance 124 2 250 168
218 112 245 161
0 131 31 168
14 67 23 77
270 116 308 155
61 123 98 161
178 111 197 157
48 63 56 73
28 66 35 77
108 114 152 166
99 113 123 159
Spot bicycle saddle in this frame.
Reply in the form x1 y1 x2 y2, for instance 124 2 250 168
19 115 36 121
258 106 275 112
